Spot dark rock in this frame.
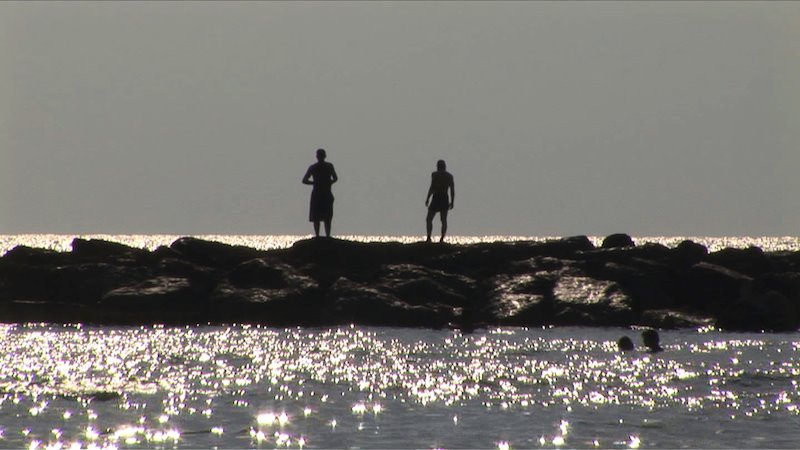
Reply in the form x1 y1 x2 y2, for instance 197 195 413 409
295 263 346 290
286 238 449 271
71 238 148 262
717 290 799 332
601 233 635 249
100 277 201 308
170 237 267 268
507 256 565 275
0 264 59 302
373 264 475 306
757 291 799 331
1 234 799 331
638 309 714 329
551 274 634 325
577 243 672 266
766 251 800 273
431 236 594 276
631 243 672 261
520 235 596 258
97 276 210 324
685 262 754 311
52 263 151 304
583 260 676 311
157 258 214 280
674 240 708 265
228 259 294 289
326 277 459 327
210 262 320 324
706 246 771 276
210 285 321 325
1 245 71 266
0 300 92 323
553 307 596 325
484 272 554 325
755 272 800 301
149 245 183 263
0 262 150 304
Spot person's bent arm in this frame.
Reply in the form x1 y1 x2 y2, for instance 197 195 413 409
330 164 338 184
302 167 313 185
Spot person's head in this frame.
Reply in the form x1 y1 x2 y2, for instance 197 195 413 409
641 329 662 352
617 336 634 352
316 148 326 161
437 159 446 171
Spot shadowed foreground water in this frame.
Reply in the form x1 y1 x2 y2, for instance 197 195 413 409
0 325 799 449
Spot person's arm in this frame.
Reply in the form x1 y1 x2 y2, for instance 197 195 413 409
425 173 434 206
449 175 455 209
302 166 313 185
330 164 338 184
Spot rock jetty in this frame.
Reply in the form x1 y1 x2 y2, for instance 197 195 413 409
1 234 799 332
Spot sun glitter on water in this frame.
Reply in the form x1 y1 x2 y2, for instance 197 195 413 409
1 324 800 448
3 234 800 256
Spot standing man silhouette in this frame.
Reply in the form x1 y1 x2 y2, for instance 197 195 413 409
425 159 455 243
302 148 338 237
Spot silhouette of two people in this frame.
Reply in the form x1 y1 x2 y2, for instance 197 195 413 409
302 148 338 237
425 159 455 243
302 151 454 242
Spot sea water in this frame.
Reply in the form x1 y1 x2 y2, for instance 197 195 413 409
1 325 800 449
0 235 799 449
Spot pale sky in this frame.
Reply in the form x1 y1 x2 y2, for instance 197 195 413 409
2 1 799 236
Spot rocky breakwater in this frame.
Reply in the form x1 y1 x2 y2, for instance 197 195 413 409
0 234 799 331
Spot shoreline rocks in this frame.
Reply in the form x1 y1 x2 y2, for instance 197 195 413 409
0 234 798 331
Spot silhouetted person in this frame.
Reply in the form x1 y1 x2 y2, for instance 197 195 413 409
302 148 338 237
425 160 454 243
617 336 634 352
641 329 663 353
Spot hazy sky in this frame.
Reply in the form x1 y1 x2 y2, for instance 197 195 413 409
2 2 799 236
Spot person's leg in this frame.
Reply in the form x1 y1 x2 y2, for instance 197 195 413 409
313 221 321 237
323 220 332 237
439 209 448 242
425 209 435 242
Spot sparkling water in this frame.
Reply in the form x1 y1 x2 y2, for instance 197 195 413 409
0 325 799 449
3 234 800 254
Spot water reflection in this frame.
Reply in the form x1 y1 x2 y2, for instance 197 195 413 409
0 324 798 448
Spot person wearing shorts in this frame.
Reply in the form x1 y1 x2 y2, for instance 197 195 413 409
425 159 455 243
302 148 338 237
